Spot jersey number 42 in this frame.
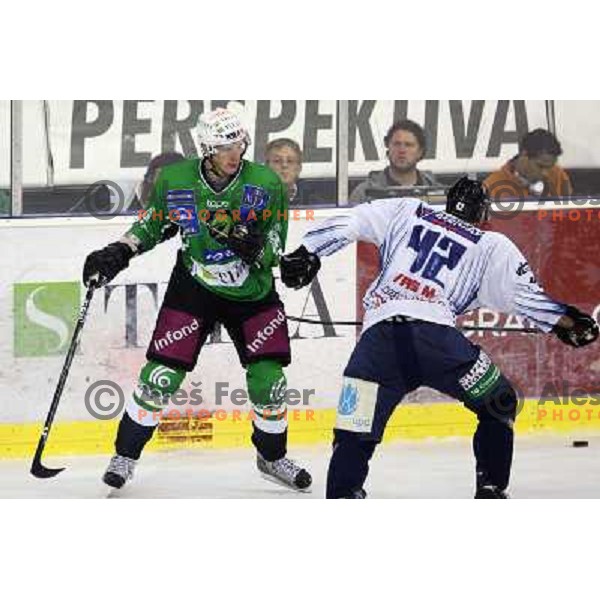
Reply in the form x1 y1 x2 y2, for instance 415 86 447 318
408 225 467 287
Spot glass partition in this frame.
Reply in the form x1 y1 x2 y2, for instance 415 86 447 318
0 101 10 215
18 100 339 216
12 100 600 215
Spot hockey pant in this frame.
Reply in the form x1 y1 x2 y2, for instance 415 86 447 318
114 252 292 462
326 319 519 498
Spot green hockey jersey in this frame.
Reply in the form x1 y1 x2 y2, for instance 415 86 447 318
127 158 288 302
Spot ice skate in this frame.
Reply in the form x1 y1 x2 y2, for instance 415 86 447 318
475 485 509 499
102 454 136 489
344 489 367 499
257 454 312 492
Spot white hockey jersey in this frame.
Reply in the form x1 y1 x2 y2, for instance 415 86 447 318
302 198 567 334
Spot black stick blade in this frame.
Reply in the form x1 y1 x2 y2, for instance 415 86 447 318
30 459 65 479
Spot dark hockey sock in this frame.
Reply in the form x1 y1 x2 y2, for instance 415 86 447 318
251 423 287 462
326 429 378 498
115 412 157 460
473 419 514 491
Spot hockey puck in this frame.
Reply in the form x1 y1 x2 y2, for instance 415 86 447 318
572 440 589 448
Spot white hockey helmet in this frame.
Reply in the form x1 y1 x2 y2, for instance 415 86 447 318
197 107 251 157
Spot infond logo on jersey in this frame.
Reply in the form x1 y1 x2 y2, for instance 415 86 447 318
246 310 286 353
14 282 80 357
338 382 359 416
154 319 200 352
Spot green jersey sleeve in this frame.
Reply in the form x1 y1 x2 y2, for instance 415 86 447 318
258 176 289 270
126 168 176 253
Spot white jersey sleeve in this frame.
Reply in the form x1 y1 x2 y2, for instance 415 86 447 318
476 233 567 332
301 199 566 334
302 198 413 256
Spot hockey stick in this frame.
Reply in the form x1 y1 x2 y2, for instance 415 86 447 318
30 283 97 479
286 315 540 333
205 220 230 242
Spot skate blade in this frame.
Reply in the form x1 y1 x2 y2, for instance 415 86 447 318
259 472 312 493
103 484 124 498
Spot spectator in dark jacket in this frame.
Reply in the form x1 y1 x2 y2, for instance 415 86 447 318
350 119 440 203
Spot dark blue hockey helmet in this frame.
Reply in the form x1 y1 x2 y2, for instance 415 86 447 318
446 176 491 223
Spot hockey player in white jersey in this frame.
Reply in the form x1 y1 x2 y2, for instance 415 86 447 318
280 177 599 498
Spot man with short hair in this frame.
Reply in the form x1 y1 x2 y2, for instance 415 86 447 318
484 128 573 199
350 119 440 203
265 138 304 203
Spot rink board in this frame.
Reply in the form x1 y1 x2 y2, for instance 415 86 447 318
0 213 355 422
1 205 599 459
2 399 600 459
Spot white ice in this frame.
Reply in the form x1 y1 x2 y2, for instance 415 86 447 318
2 435 599 498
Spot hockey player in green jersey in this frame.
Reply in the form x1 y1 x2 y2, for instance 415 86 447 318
83 108 312 492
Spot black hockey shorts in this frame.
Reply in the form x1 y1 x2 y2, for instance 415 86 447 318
339 319 514 440
146 252 291 371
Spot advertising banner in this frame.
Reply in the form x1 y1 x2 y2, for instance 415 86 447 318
0 100 561 186
0 210 355 425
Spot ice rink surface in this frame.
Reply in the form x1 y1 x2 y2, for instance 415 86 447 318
2 435 600 499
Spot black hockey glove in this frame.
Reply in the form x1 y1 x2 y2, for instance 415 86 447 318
83 242 134 287
553 305 599 348
280 245 321 290
227 222 265 265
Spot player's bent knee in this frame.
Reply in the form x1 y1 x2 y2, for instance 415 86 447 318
126 360 187 426
246 359 287 433
472 377 519 427
246 359 286 403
